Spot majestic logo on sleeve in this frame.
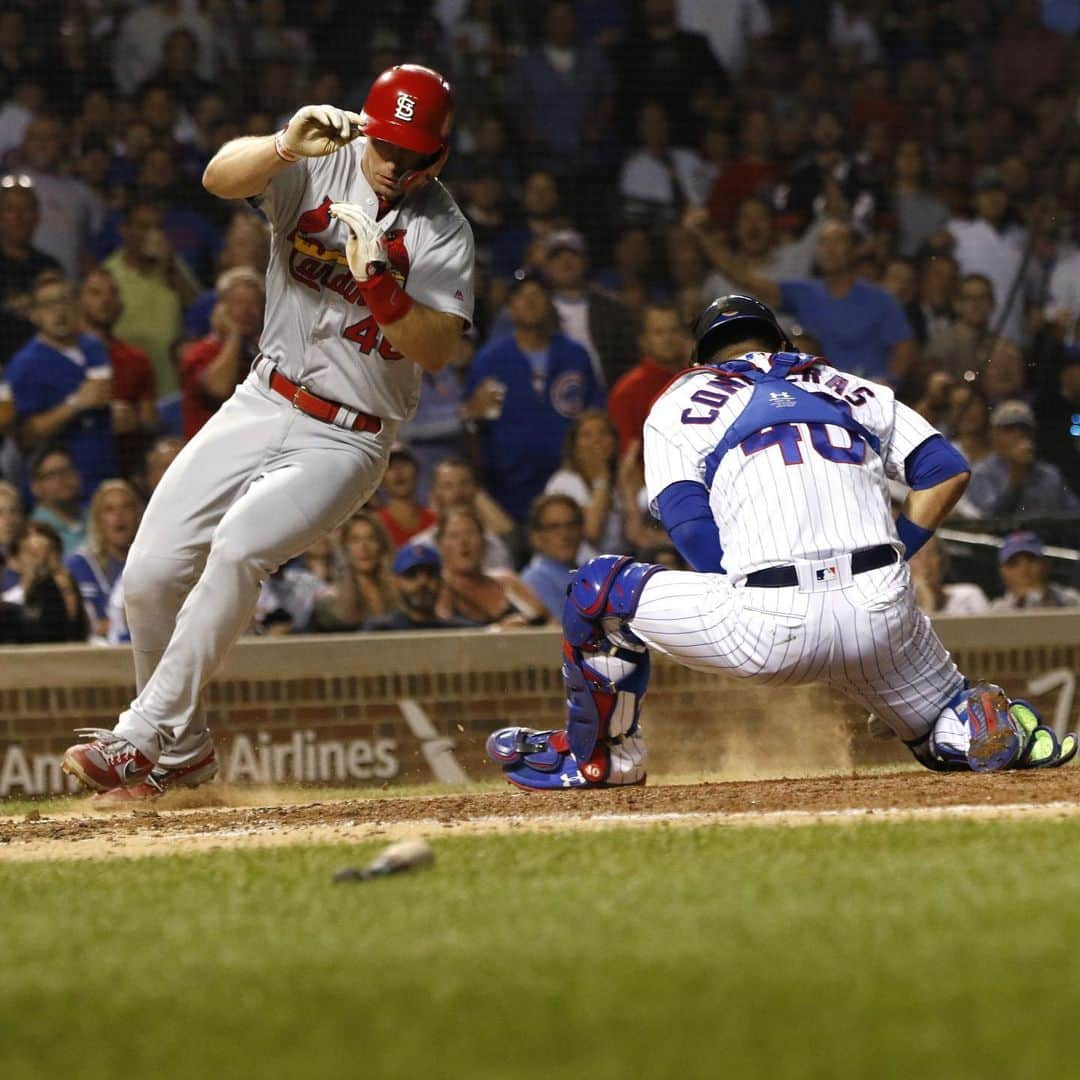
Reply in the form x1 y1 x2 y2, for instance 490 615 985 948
394 93 417 121
287 196 410 305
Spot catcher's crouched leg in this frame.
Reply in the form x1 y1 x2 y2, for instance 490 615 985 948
907 684 1079 772
486 555 664 791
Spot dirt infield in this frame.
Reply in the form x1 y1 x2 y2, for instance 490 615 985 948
2 768 1080 861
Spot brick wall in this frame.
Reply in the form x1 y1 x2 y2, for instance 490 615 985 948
2 612 1078 795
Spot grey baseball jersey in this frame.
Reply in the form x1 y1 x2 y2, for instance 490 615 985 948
256 136 475 420
110 139 475 768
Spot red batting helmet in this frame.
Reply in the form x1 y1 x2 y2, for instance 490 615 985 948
359 65 454 158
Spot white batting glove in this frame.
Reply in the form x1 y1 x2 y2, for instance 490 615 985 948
329 202 387 281
279 104 363 159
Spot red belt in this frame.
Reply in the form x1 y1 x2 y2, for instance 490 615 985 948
268 367 382 434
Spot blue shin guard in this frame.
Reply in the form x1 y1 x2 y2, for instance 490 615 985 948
487 555 662 791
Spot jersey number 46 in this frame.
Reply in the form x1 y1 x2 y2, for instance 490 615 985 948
742 422 866 465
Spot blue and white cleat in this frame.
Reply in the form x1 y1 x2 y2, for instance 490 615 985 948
486 726 643 791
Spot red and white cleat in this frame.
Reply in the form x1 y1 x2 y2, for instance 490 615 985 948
94 746 219 802
61 728 155 792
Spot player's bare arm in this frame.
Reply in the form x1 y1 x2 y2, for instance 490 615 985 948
203 105 363 200
901 470 970 532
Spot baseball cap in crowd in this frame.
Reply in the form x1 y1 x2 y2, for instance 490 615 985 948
989 399 1035 430
392 543 441 575
974 166 1005 192
998 530 1044 565
508 267 550 294
544 229 587 257
388 441 419 466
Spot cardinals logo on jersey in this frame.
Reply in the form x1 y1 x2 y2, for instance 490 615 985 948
287 196 410 300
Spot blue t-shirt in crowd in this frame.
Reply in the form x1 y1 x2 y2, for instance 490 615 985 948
66 548 125 624
6 333 119 497
778 279 912 382
467 332 605 521
521 553 575 620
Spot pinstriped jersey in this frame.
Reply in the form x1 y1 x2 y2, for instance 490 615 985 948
643 351 940 579
254 137 475 421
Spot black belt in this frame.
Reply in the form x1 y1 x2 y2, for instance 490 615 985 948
744 544 899 588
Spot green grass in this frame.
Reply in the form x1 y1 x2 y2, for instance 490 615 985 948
3 819 1080 1079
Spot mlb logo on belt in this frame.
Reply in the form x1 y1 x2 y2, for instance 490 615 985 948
816 565 838 581
769 391 796 408
394 93 417 121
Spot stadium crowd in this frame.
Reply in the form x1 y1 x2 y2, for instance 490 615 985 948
0 0 1078 643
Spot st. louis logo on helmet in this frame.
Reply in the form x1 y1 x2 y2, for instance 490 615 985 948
394 92 417 121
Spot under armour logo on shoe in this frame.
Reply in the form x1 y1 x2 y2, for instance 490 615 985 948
560 772 586 787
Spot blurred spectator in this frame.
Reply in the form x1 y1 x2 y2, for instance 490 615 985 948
364 543 473 632
377 444 437 549
677 0 770 75
7 274 118 494
412 457 514 572
435 505 549 627
541 229 639 388
705 107 779 226
544 409 625 551
489 169 568 284
466 269 604 522
521 492 586 619
990 531 1080 611
915 253 959 350
0 520 87 643
0 179 62 363
79 267 158 479
0 476 22 589
698 217 915 383
94 144 221 284
978 338 1026 406
618 101 710 227
137 434 183 503
909 536 989 616
927 272 998 381
104 199 200 397
179 268 263 439
880 256 925 345
312 510 395 632
592 226 659 303
1034 349 1080 499
616 0 728 147
947 384 993 468
28 446 87 557
252 0 313 79
961 400 1080 519
1045 250 1080 344
771 108 879 235
253 555 328 637
506 0 615 179
699 199 817 312
890 138 950 258
398 336 472 498
946 166 1025 346
609 303 691 453
66 479 141 640
113 0 218 96
150 28 218 112
913 372 956 436
183 211 271 338
991 0 1069 105
13 114 103 279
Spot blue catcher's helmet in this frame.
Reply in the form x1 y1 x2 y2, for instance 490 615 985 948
690 294 791 363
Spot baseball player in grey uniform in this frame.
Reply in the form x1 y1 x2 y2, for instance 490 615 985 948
488 295 1077 789
63 65 474 796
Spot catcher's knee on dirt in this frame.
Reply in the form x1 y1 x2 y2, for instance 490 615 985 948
562 554 665 768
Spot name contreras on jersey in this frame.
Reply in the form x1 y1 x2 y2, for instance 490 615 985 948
680 365 877 426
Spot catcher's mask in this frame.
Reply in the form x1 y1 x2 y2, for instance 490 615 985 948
359 64 454 193
691 294 791 363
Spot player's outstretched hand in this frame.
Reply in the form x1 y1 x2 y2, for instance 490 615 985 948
329 202 386 281
281 104 364 158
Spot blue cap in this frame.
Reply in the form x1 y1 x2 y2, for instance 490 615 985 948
392 543 441 575
998 530 1044 565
